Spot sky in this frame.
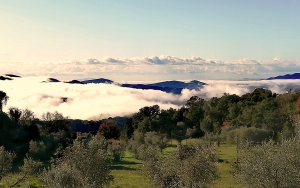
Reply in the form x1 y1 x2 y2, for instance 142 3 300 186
1 0 300 81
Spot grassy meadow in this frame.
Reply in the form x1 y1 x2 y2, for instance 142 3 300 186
0 139 246 188
108 139 246 188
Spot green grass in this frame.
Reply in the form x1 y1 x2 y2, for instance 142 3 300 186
109 151 148 188
217 143 238 162
1 141 246 188
209 163 245 188
109 142 247 188
0 174 42 188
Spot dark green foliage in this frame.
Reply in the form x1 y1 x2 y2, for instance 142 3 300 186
152 108 177 134
0 112 29 153
132 105 160 129
123 118 134 139
0 91 8 112
125 88 300 142
221 126 270 144
184 97 205 129
8 107 22 127
98 120 121 139
29 131 72 161
241 88 274 103
41 111 71 134
19 109 40 141
0 112 13 147
138 117 151 133
21 123 40 141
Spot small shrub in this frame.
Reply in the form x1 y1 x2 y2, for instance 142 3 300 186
41 136 113 188
108 143 124 161
0 146 16 181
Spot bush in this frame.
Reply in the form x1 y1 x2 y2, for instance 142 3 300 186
222 126 270 144
140 143 217 187
41 136 113 188
108 143 124 161
128 131 168 158
29 131 72 161
236 137 300 188
0 146 16 181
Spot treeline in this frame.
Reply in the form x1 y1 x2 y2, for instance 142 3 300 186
123 88 300 143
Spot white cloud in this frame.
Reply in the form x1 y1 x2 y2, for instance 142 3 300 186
1 56 300 81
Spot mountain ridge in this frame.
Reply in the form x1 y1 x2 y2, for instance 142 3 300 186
266 73 300 80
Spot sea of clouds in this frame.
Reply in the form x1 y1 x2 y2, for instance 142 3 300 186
1 76 300 120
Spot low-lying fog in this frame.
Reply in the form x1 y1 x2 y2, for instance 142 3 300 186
1 77 300 120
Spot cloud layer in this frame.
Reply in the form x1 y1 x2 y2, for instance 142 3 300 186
1 77 300 120
1 56 300 81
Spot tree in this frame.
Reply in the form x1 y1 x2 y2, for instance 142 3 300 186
19 108 35 127
172 122 187 145
0 91 8 112
0 146 16 181
132 105 160 129
8 107 22 127
20 108 39 141
41 136 113 188
41 111 71 135
236 137 300 188
140 143 217 187
138 117 151 133
185 96 205 108
98 120 121 139
122 118 134 139
8 155 43 187
144 131 168 153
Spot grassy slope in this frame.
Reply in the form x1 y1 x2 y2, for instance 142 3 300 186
1 140 246 188
109 151 149 188
110 140 246 188
208 144 245 188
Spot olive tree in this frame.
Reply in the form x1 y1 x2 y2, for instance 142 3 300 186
236 137 300 188
144 131 168 153
0 149 42 187
8 155 42 187
141 143 217 188
0 146 15 181
41 136 113 188
128 131 168 158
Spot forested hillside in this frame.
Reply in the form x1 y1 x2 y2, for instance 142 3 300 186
123 88 299 142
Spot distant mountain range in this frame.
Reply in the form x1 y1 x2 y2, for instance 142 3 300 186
0 74 206 94
121 80 206 94
266 73 300 80
3 73 300 94
0 74 21 80
43 77 206 94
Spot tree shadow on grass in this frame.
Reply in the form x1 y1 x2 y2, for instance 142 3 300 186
111 160 142 170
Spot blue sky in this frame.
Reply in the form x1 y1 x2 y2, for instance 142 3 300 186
0 0 300 80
